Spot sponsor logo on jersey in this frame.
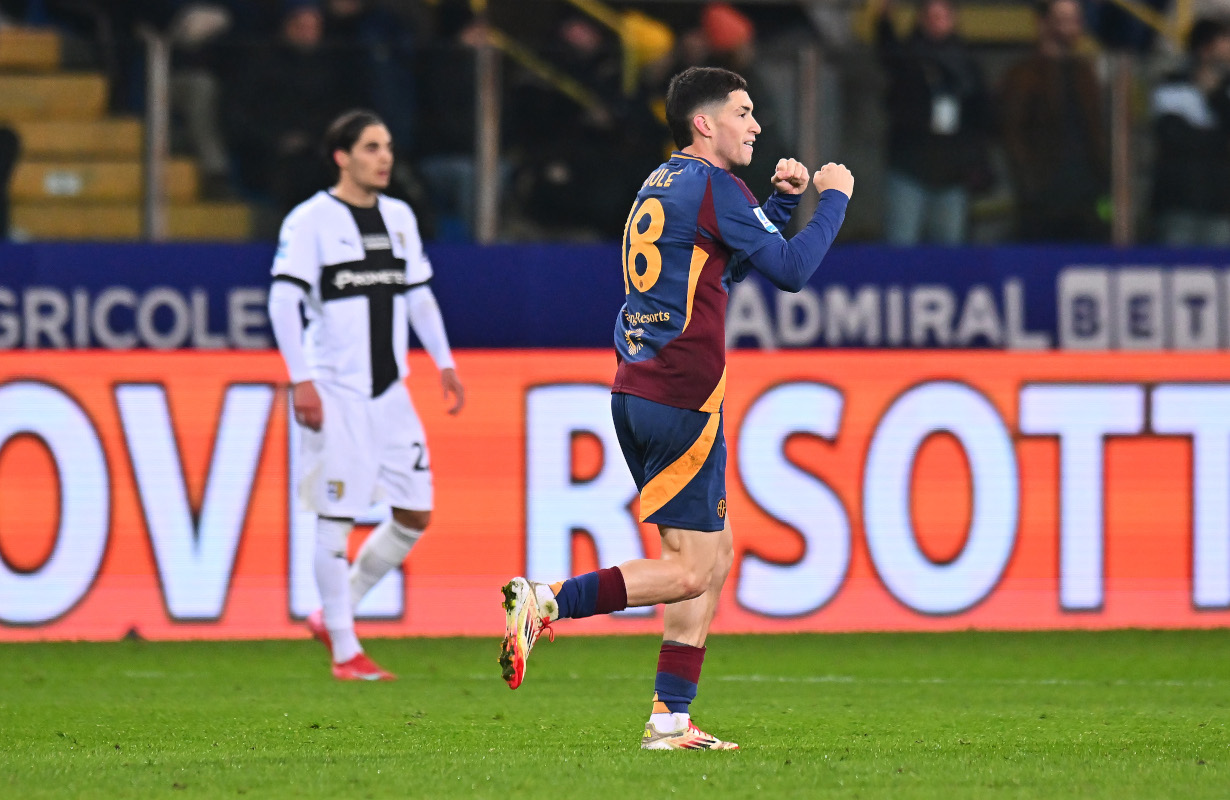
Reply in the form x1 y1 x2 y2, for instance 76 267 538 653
362 234 392 251
332 269 406 290
624 309 671 325
753 207 778 234
716 498 727 519
327 480 345 502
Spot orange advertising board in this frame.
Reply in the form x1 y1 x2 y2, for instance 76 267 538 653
1 349 1229 641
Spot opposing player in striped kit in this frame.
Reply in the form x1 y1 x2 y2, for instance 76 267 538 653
269 110 465 680
500 67 853 748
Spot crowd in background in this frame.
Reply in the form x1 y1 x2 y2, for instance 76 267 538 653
874 0 1230 247
2 0 1230 245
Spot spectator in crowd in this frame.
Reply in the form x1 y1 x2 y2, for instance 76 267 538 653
167 4 236 198
509 13 667 239
873 0 991 245
1000 0 1109 242
1150 17 1230 246
322 0 418 155
642 3 788 200
224 0 349 222
699 3 791 197
413 1 487 240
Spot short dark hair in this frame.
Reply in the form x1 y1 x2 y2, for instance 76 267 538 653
1187 17 1229 56
1032 0 1071 18
664 66 748 149
322 109 386 177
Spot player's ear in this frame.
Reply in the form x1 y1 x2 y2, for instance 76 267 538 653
692 113 712 139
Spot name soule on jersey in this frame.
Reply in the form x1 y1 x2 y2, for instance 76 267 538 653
271 191 431 398
613 152 822 412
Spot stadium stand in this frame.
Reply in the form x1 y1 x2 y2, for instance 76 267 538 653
0 24 250 240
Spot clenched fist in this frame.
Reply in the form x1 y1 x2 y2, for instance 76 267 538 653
812 162 854 198
771 158 810 195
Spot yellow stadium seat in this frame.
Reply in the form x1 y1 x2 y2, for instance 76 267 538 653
11 159 199 203
0 74 108 121
12 202 253 241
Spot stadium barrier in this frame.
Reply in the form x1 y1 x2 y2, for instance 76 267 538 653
2 349 1229 640
4 242 1230 350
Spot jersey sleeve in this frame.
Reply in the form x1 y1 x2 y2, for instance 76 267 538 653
271 208 319 290
396 203 433 286
407 250 433 286
745 189 849 291
761 191 801 229
706 170 788 258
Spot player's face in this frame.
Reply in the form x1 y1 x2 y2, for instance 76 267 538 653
1208 34 1230 68
1045 0 1084 48
339 124 393 193
706 90 760 170
920 0 955 40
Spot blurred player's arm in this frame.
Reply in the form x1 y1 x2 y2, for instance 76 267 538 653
407 284 465 415
269 212 324 429
268 278 323 430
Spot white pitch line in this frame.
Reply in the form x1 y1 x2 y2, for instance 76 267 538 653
466 673 1226 688
713 675 1225 688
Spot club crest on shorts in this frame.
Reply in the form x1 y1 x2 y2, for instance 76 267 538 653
716 498 727 518
327 480 345 502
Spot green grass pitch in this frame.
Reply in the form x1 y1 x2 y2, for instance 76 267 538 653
1 630 1226 799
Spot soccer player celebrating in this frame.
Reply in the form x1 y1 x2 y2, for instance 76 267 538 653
500 67 852 748
269 109 465 681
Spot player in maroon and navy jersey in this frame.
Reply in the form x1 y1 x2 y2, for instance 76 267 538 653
500 67 853 749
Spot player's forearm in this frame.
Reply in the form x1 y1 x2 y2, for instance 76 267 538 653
748 190 848 292
406 286 456 370
268 280 312 384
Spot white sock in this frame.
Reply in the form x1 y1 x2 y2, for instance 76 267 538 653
533 582 559 621
349 518 422 609
650 712 689 733
315 517 362 663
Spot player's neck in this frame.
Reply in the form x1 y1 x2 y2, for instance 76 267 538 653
331 180 379 208
681 144 726 171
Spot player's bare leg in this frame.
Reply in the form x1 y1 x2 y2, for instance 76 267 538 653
641 520 738 750
499 526 723 690
620 522 734 633
500 520 737 748
658 521 734 646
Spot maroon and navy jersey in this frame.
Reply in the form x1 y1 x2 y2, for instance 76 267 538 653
612 152 848 411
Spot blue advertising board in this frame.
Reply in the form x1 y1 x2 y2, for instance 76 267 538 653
2 242 1228 350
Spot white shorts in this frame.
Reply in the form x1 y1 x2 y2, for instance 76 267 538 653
298 381 433 518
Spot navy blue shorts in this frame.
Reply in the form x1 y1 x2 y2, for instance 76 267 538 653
611 392 727 532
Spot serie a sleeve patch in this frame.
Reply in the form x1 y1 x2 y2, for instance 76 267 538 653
753 207 779 234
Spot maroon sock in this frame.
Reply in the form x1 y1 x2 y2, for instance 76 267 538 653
594 566 628 614
655 643 706 713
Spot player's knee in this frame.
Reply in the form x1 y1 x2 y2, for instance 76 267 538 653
393 508 430 530
676 566 712 600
